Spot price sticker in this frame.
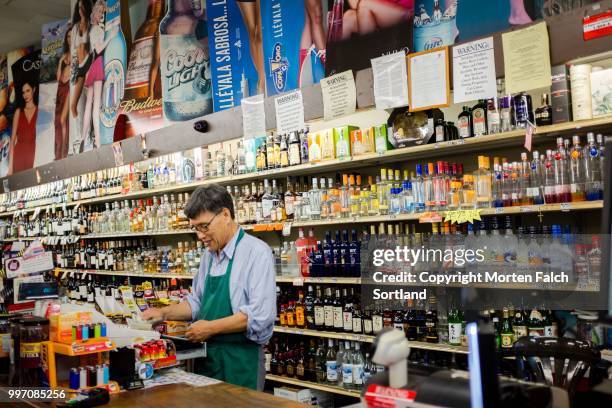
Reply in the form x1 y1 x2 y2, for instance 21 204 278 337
282 222 292 237
389 213 397 220
560 203 571 212
377 151 385 156
434 143 440 149
520 206 534 213
331 277 338 283
292 277 304 287
495 207 504 214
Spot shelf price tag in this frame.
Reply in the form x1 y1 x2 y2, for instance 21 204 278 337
292 277 304 287
282 222 292 237
560 203 571 212
495 207 504 214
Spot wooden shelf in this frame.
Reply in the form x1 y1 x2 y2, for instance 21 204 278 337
6 200 600 244
265 374 361 398
276 276 361 284
56 268 194 280
272 326 468 354
1 116 610 218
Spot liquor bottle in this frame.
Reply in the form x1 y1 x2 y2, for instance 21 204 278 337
377 169 390 215
340 288 353 333
529 151 545 204
333 288 343 331
299 128 310 163
448 308 462 346
352 342 365 390
325 339 338 385
123 0 164 135
99 0 128 145
584 132 603 201
423 163 435 210
433 161 448 208
513 92 534 128
314 286 325 330
434 118 446 143
512 309 528 340
160 0 211 121
286 301 295 327
457 106 472 138
569 135 586 202
295 291 305 328
309 178 322 220
288 131 301 166
528 307 544 337
487 97 501 134
500 308 514 349
323 287 334 330
372 308 384 334
554 138 571 203
535 93 552 126
341 341 353 390
305 285 316 329
471 99 488 136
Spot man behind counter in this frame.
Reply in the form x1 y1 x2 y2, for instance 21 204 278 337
142 184 277 390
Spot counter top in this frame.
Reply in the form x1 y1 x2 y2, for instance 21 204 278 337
2 383 308 408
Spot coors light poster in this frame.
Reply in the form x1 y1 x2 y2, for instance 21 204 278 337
325 0 415 76
37 20 71 165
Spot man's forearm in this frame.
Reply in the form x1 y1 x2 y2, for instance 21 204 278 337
209 312 248 336
160 301 193 321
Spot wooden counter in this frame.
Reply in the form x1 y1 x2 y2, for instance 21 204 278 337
1 383 308 408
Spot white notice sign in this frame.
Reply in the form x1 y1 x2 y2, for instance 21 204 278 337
408 48 450 111
275 90 305 135
241 94 266 139
371 51 409 110
321 70 357 120
453 37 497 104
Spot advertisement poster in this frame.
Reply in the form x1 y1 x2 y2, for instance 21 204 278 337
413 0 537 52
121 0 165 138
100 0 128 144
260 0 326 97
0 47 33 177
160 0 213 121
206 0 261 111
8 50 41 175
68 0 127 154
37 20 71 166
0 56 10 178
325 0 415 76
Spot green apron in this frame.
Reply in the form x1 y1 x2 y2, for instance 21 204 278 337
196 229 260 389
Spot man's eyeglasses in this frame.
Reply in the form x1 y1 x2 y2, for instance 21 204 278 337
190 212 220 233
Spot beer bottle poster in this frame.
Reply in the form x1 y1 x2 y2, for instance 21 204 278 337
8 50 41 175
259 0 326 97
100 0 128 145
120 0 165 138
37 20 71 166
206 0 261 111
413 0 537 52
160 0 213 121
325 1 415 76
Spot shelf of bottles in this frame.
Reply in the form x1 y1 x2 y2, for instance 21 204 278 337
0 116 610 221
265 374 361 398
56 268 194 281
272 326 469 355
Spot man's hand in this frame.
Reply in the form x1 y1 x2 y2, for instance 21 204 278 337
141 308 165 322
185 320 218 342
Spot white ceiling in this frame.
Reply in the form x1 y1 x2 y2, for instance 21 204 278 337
0 0 71 54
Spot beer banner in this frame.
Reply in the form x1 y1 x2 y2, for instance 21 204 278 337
206 0 261 111
413 0 537 53
259 0 326 97
120 0 165 138
37 20 71 165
